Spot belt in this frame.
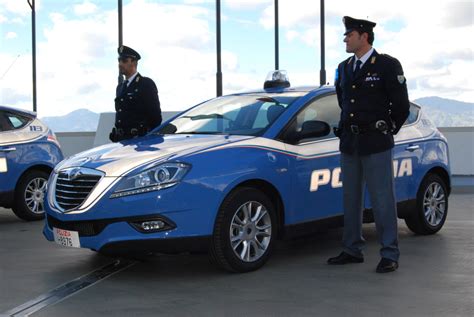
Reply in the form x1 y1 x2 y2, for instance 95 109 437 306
116 128 139 137
345 120 389 135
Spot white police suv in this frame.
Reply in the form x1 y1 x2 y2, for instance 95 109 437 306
43 71 450 272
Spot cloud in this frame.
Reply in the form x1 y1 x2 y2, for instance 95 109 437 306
74 1 98 16
0 88 30 104
225 0 272 10
5 31 17 39
0 0 31 17
443 0 473 28
1 0 473 118
0 0 225 116
255 0 474 102
77 82 101 95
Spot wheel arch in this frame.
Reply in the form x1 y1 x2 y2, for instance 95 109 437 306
15 164 53 190
424 166 451 196
223 179 286 239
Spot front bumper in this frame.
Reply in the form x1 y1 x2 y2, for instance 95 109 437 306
43 212 212 253
43 180 222 253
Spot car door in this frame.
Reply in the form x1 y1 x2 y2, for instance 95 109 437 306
391 103 423 201
0 111 31 193
361 103 423 209
279 93 343 224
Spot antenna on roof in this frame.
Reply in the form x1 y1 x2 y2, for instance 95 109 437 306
0 54 20 81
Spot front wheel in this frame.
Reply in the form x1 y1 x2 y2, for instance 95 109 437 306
405 173 448 235
12 170 49 221
210 187 277 273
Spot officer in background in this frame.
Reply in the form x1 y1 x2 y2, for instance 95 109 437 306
109 45 162 142
328 16 410 273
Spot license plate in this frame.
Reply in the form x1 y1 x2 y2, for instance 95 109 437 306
53 227 81 248
0 157 7 173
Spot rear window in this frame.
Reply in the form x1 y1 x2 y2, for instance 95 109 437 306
404 103 420 126
0 111 32 132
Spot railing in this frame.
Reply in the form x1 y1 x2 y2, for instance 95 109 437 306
54 112 474 177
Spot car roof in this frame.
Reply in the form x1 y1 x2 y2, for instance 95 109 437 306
0 105 37 118
230 85 335 96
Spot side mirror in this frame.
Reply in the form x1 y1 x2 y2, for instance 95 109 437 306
159 123 177 134
296 120 331 142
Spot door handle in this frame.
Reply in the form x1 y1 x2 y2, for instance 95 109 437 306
405 145 420 152
0 147 17 152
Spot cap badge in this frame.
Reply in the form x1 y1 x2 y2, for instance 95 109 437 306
397 75 405 84
119 46 123 53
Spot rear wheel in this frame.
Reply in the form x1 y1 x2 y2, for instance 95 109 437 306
12 170 49 221
405 173 448 235
210 187 277 273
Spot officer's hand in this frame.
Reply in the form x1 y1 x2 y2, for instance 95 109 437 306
138 126 149 136
109 128 117 142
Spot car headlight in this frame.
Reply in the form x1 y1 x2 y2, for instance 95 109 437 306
110 162 191 198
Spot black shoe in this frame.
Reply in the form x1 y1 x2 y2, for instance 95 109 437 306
376 258 399 273
327 252 364 265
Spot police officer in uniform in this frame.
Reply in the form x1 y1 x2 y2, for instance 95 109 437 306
109 45 162 142
327 17 410 273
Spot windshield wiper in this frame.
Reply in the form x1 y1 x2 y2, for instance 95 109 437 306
181 113 233 121
174 131 224 135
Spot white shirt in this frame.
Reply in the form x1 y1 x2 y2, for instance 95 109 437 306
125 72 138 86
353 47 374 71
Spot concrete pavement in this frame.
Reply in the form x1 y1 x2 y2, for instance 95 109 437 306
1 193 473 316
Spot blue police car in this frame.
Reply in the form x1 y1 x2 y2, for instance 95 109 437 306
43 72 450 272
0 106 64 221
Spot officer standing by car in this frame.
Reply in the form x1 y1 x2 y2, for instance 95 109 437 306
328 16 410 273
110 45 162 142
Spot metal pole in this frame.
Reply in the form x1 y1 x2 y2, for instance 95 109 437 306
275 0 279 70
216 0 222 97
319 0 326 86
118 0 123 84
28 0 37 112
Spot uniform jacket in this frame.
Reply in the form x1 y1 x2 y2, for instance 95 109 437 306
113 73 162 140
335 50 409 155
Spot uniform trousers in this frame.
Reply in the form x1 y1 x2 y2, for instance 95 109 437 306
341 148 400 262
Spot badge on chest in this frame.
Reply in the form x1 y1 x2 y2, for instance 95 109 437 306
365 73 380 82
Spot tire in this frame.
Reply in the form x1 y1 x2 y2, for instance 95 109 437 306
210 187 277 273
12 170 49 221
405 173 448 235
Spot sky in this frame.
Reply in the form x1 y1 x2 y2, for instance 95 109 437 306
0 0 473 117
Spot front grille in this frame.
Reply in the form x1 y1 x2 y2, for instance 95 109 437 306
54 170 102 211
47 215 107 237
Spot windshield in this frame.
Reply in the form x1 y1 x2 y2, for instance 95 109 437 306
157 92 305 136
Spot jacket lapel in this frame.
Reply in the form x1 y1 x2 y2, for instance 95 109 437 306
126 73 141 92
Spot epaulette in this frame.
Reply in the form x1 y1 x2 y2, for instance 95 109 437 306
380 53 397 61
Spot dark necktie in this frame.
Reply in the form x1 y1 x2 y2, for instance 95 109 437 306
120 80 128 95
353 60 362 77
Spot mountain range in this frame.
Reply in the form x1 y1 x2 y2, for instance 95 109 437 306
40 96 473 132
412 97 473 127
41 109 100 132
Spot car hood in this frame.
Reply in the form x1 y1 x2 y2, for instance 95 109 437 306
56 134 254 177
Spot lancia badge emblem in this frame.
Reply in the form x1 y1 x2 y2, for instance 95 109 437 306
66 167 83 181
